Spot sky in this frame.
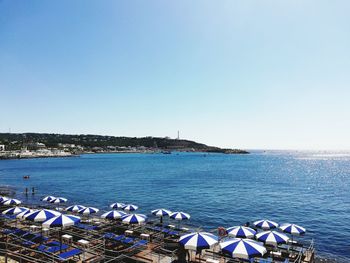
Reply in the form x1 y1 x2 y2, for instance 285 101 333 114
1 1 350 150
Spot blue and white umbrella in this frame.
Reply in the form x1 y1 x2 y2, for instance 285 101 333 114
24 209 61 222
253 220 279 230
179 232 218 250
42 214 81 228
78 207 99 215
220 238 267 260
0 196 9 202
101 210 126 220
66 205 86 213
122 204 138 212
255 231 289 246
16 209 34 219
2 207 29 216
279 223 306 236
42 196 56 202
42 214 81 252
121 214 147 225
1 198 22 206
227 226 257 239
170 212 190 220
110 203 125 209
152 209 172 217
49 197 68 204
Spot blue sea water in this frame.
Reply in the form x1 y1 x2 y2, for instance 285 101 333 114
0 151 349 262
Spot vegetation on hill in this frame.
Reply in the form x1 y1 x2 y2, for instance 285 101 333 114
0 133 248 154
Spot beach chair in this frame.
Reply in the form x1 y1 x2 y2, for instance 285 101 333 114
58 248 82 261
113 234 126 241
122 237 134 244
134 240 148 247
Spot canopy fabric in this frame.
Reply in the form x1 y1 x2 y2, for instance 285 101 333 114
179 232 218 250
42 214 80 228
151 209 172 217
78 207 99 215
24 209 61 222
279 223 306 236
122 204 138 211
2 207 29 215
220 238 267 260
255 231 290 246
253 220 279 230
227 226 256 239
170 212 190 220
110 203 125 209
121 214 147 225
101 210 126 219
66 205 86 212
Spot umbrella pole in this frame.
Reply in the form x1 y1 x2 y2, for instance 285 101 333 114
60 226 62 252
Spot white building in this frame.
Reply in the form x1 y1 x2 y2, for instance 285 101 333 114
0 145 5 151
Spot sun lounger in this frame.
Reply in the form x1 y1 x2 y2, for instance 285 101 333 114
113 235 125 241
122 237 134 244
58 248 82 261
103 232 116 239
259 258 272 263
134 240 148 247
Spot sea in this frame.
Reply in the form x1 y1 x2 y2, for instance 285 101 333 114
0 151 349 262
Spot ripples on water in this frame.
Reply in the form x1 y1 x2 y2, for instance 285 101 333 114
0 151 349 262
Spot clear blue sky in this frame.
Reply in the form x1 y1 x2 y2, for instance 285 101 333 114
1 1 349 150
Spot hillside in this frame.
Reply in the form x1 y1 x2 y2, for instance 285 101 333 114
0 133 248 154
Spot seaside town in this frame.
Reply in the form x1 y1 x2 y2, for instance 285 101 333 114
0 133 248 160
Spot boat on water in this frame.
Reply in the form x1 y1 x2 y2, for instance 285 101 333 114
162 150 171 154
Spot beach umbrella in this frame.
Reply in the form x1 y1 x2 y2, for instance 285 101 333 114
16 209 34 220
122 204 138 212
179 232 218 250
0 196 9 202
42 214 80 252
255 231 289 246
66 205 86 213
42 196 56 202
253 220 279 230
2 207 29 215
152 208 172 217
78 207 99 215
42 214 80 228
24 209 61 222
101 210 126 220
121 214 147 225
227 226 257 239
152 208 172 224
279 223 306 236
110 203 125 209
220 238 267 260
49 197 67 204
170 212 190 220
1 198 21 206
